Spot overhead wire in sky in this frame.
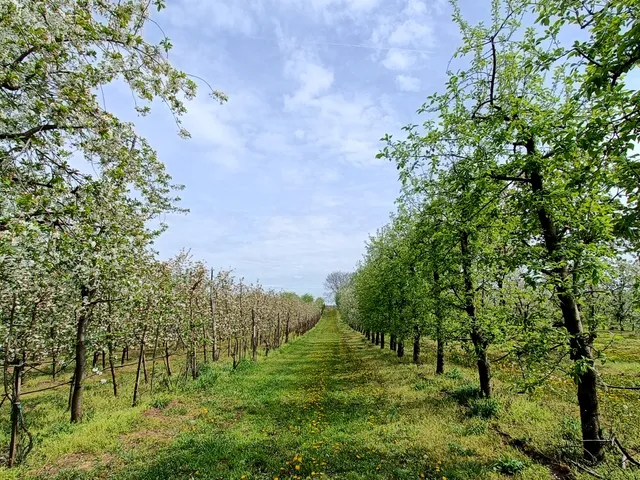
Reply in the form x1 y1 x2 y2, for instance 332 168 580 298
243 35 433 54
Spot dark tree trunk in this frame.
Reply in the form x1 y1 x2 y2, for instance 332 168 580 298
525 150 604 461
375 332 380 345
8 362 23 468
51 351 57 381
412 325 420 364
397 340 404 358
107 324 117 397
436 332 445 375
390 334 396 351
460 230 492 398
380 332 385 349
132 326 147 407
142 345 148 384
71 286 91 423
164 342 172 377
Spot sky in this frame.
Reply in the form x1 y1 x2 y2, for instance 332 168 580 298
111 0 482 299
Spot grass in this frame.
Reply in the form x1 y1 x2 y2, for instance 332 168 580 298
0 311 638 479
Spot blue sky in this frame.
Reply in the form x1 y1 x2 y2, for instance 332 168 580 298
114 0 479 298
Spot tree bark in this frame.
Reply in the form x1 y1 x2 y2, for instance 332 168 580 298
460 230 492 398
390 334 396 351
526 149 603 460
71 286 91 423
285 313 290 343
8 362 23 467
164 342 172 377
107 324 117 397
412 325 421 364
397 340 404 358
132 326 147 407
380 332 385 349
436 332 445 375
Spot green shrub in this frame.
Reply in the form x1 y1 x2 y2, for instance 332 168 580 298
492 457 526 475
445 368 463 380
468 397 500 419
448 383 481 405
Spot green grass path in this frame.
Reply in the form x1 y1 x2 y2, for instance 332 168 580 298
112 311 547 480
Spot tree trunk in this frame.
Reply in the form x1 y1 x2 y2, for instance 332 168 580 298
71 286 91 423
526 152 604 460
132 326 147 407
380 332 385 349
397 340 404 358
107 324 117 397
412 325 420 364
559 285 603 461
164 342 172 377
92 351 100 368
51 350 57 381
142 346 148 384
436 331 445 375
150 328 159 393
460 230 492 398
390 334 396 351
8 362 23 467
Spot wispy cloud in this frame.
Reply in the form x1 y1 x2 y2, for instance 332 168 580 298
134 0 454 297
395 74 421 92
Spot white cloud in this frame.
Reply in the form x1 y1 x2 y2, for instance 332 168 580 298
395 74 420 91
382 49 416 70
284 51 335 107
370 0 435 71
166 0 257 34
388 19 433 47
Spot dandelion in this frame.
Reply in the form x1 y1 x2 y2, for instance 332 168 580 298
295 465 301 471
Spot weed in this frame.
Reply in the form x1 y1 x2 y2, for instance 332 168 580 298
151 396 171 409
468 397 500 419
448 383 481 405
445 368 463 380
492 456 526 475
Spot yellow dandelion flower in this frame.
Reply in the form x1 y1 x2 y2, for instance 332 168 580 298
295 465 301 471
